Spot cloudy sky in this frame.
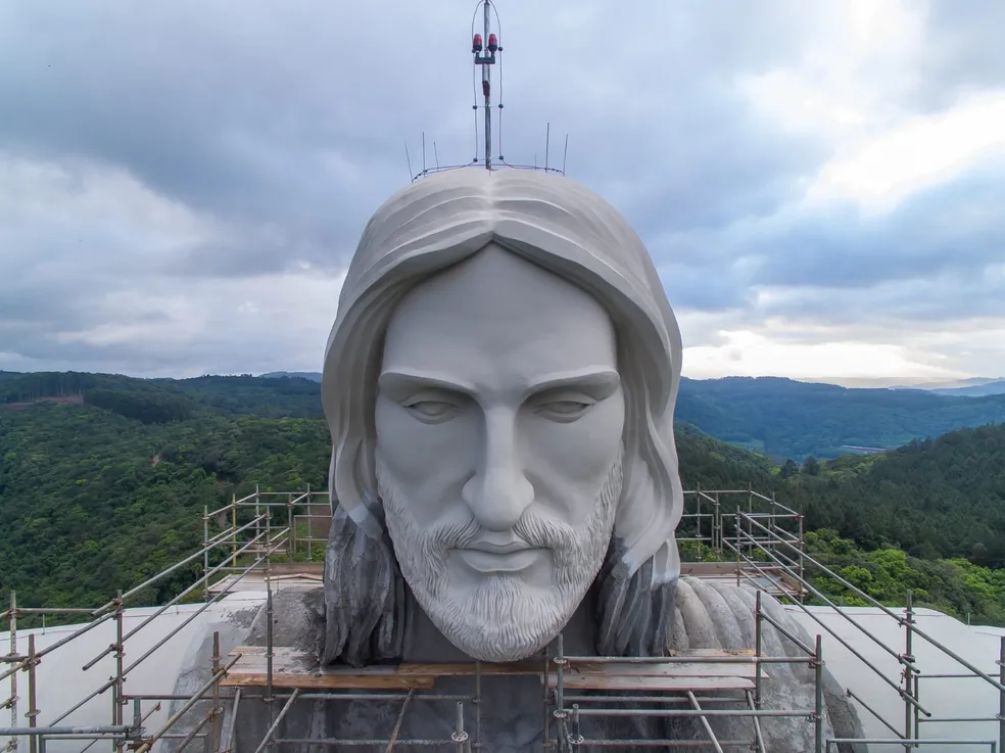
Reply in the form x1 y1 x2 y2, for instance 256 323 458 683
1 1 1003 384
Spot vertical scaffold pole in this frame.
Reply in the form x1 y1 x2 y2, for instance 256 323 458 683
553 632 568 746
696 482 703 557
998 635 1004 753
451 702 469 753
287 493 295 560
735 510 741 587
8 590 17 753
798 513 806 600
255 488 261 560
210 632 221 753
814 634 823 753
25 635 36 753
113 593 125 753
904 591 915 752
305 483 312 560
754 591 763 709
230 494 238 568
714 492 721 553
203 507 210 602
265 510 275 753
541 650 550 747
474 660 481 748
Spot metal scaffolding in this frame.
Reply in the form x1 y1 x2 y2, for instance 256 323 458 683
2 485 1003 752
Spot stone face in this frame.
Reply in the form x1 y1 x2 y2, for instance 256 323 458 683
320 168 686 665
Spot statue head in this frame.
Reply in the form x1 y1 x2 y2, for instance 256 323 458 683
321 168 684 665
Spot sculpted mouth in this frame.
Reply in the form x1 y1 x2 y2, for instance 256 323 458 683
468 539 533 554
456 541 545 572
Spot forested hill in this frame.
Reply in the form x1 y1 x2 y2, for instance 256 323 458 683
2 372 1004 624
0 370 321 421
675 376 1005 459
8 370 1004 461
0 390 769 610
797 423 1005 564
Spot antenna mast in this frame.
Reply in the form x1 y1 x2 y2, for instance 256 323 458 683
472 1 501 169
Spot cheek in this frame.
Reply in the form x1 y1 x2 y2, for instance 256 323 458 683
374 394 477 499
520 390 625 515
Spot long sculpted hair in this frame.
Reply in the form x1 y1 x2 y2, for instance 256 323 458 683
320 168 684 666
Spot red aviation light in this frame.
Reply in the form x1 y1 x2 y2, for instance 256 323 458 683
472 34 483 53
487 33 498 52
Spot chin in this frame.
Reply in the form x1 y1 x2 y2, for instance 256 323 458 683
421 571 590 662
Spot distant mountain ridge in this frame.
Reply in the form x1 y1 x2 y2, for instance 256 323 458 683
259 371 323 382
673 376 1005 459
927 379 1005 397
5 371 1005 460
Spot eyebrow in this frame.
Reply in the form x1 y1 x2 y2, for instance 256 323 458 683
378 370 477 397
525 369 621 396
377 369 620 400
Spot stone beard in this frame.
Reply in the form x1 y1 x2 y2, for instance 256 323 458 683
377 456 622 662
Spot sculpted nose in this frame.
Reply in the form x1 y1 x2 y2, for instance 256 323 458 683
461 408 534 532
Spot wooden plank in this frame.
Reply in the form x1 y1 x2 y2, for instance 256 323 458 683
548 675 756 692
396 662 542 677
669 648 755 657
221 672 436 690
565 662 757 679
223 645 762 692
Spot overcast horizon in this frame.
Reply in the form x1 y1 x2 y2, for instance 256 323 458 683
2 1 1003 384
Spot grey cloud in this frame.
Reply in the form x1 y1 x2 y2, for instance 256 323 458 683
919 0 1005 109
0 1 1003 377
739 161 1005 290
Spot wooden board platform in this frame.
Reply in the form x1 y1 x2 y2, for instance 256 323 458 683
222 646 760 693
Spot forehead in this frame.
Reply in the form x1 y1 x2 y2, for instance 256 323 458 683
381 244 618 393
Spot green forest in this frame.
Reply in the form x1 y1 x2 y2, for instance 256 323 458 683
1 370 1004 625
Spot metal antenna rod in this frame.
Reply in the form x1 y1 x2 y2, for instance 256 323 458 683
403 142 414 181
545 122 550 171
482 1 492 169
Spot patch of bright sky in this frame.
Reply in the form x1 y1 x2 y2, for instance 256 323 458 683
682 329 968 381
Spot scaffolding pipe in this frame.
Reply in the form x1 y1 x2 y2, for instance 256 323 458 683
131 655 240 753
814 634 823 753
687 691 724 753
740 550 928 714
223 689 242 753
119 555 264 678
846 688 906 740
92 514 267 614
251 690 299 753
25 637 36 753
5 590 17 753
172 709 214 753
0 727 130 737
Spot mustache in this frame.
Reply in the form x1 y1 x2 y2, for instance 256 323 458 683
415 510 578 557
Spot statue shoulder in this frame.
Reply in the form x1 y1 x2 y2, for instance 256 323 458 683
671 576 767 652
671 577 866 752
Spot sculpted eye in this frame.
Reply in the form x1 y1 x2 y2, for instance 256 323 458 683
405 400 457 423
535 399 593 423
